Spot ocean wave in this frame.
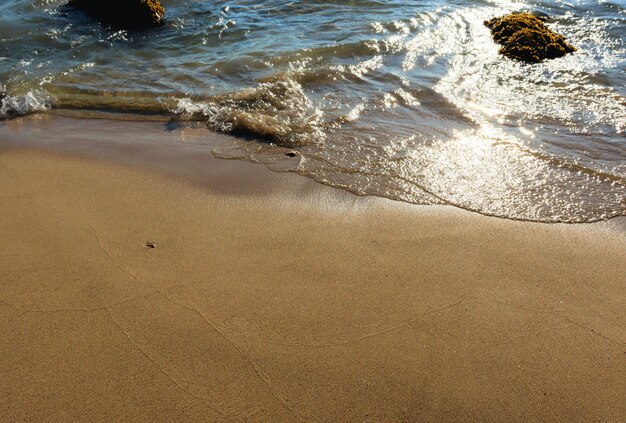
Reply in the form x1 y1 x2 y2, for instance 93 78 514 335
174 79 326 147
0 91 51 119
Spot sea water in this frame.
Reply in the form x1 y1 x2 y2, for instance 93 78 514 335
1 0 625 222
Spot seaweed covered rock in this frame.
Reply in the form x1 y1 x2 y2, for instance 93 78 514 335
67 0 165 28
484 13 576 63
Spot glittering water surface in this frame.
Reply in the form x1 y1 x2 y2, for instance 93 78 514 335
1 0 625 222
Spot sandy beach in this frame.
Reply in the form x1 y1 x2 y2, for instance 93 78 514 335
0 116 625 422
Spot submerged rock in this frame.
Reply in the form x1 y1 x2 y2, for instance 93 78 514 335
484 13 576 63
67 0 165 28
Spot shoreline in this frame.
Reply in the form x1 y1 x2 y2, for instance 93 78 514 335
1 115 625 422
3 113 626 227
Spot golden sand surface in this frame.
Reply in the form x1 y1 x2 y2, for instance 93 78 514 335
0 116 624 422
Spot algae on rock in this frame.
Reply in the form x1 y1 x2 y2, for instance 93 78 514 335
484 13 576 63
67 0 165 28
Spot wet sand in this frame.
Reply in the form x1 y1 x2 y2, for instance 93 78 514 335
0 116 625 422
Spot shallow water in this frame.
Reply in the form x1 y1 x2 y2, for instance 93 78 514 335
1 0 625 222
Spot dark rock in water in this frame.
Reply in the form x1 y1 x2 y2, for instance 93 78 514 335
484 13 576 63
67 0 165 28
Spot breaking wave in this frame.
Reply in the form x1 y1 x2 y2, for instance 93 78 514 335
174 80 325 147
0 91 51 119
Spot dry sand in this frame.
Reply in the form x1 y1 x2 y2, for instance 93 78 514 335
0 116 625 422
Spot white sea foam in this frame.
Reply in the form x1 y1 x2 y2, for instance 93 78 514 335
174 79 325 147
0 91 51 119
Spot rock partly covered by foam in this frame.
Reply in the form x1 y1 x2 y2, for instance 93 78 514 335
484 13 576 63
67 0 165 28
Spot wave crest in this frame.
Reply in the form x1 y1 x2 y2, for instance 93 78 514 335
0 91 51 119
174 80 325 147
